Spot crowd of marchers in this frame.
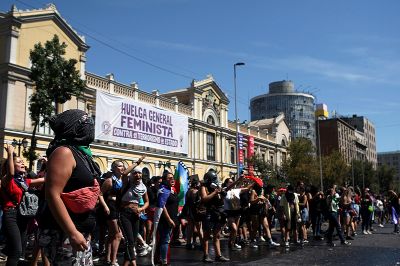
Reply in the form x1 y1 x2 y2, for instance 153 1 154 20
1 109 399 266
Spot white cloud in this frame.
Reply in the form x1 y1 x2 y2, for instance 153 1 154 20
145 39 400 86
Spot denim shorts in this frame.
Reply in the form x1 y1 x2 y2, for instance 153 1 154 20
300 208 309 223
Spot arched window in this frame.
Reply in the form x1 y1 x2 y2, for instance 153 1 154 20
142 167 150 185
207 115 215 125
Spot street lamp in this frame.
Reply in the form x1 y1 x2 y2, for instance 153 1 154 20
157 160 171 169
12 138 28 156
234 62 245 179
316 116 323 192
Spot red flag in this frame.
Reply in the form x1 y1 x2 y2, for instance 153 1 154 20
245 175 263 187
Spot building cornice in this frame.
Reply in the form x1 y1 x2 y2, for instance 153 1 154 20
8 5 89 52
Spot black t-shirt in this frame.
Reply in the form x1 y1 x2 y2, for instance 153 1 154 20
159 191 179 226
147 185 158 208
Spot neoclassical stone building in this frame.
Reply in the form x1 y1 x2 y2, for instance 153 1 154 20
0 4 289 180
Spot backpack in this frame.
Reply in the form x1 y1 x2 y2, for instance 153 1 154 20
14 178 39 217
19 191 39 217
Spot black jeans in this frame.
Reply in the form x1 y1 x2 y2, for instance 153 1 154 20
2 208 29 266
119 208 139 261
326 211 345 243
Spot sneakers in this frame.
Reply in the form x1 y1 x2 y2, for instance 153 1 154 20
250 241 258 248
341 241 351 246
302 239 309 244
215 256 230 262
137 248 148 257
137 244 151 257
230 243 242 251
259 236 266 242
269 240 280 247
379 224 384 228
362 230 368 235
366 230 372 234
203 255 214 263
284 241 290 247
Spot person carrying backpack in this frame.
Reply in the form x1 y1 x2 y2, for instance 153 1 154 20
1 144 44 266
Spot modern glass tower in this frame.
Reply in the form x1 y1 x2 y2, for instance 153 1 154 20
250 80 316 145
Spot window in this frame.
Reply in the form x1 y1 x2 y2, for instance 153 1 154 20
207 116 215 125
207 132 215 161
230 147 235 164
142 167 150 184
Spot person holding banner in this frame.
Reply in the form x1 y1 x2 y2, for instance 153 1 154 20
119 166 149 266
200 169 230 263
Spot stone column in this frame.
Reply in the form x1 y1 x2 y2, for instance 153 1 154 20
106 73 114 94
203 130 207 160
215 132 220 162
6 25 19 64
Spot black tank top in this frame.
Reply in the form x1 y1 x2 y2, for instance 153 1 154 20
40 146 98 233
63 146 97 192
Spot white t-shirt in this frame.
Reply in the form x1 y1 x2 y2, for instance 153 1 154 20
224 188 241 211
376 199 384 211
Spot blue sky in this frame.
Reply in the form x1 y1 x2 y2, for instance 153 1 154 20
2 0 399 152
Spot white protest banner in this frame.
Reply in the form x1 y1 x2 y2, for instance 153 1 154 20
95 90 188 154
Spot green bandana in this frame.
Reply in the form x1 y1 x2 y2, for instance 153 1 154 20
76 145 93 157
57 139 92 157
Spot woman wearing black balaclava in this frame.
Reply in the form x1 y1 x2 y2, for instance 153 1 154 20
199 169 230 263
38 109 101 266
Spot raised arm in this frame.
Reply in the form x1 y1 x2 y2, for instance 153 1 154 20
122 155 145 176
3 144 15 184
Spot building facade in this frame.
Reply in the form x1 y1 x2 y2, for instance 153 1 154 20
342 115 377 168
250 80 316 146
0 4 289 180
317 118 356 164
378 151 400 182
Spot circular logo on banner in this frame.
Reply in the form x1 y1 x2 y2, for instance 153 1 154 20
102 121 111 135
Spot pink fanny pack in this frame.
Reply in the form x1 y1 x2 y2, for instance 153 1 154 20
60 179 100 214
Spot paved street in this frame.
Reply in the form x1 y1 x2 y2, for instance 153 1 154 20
1 223 399 265
136 224 400 266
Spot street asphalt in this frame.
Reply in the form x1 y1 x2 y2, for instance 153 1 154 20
1 223 399 265
138 223 400 266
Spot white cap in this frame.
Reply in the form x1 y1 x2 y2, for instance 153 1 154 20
132 166 142 173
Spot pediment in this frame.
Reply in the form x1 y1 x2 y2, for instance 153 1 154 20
194 76 229 105
12 4 89 52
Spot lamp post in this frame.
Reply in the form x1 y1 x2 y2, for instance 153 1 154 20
234 62 245 179
12 138 28 156
157 160 171 174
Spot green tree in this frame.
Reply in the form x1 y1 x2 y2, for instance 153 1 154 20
281 138 319 187
248 155 286 188
26 35 85 170
377 164 397 193
351 160 377 191
321 150 350 189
